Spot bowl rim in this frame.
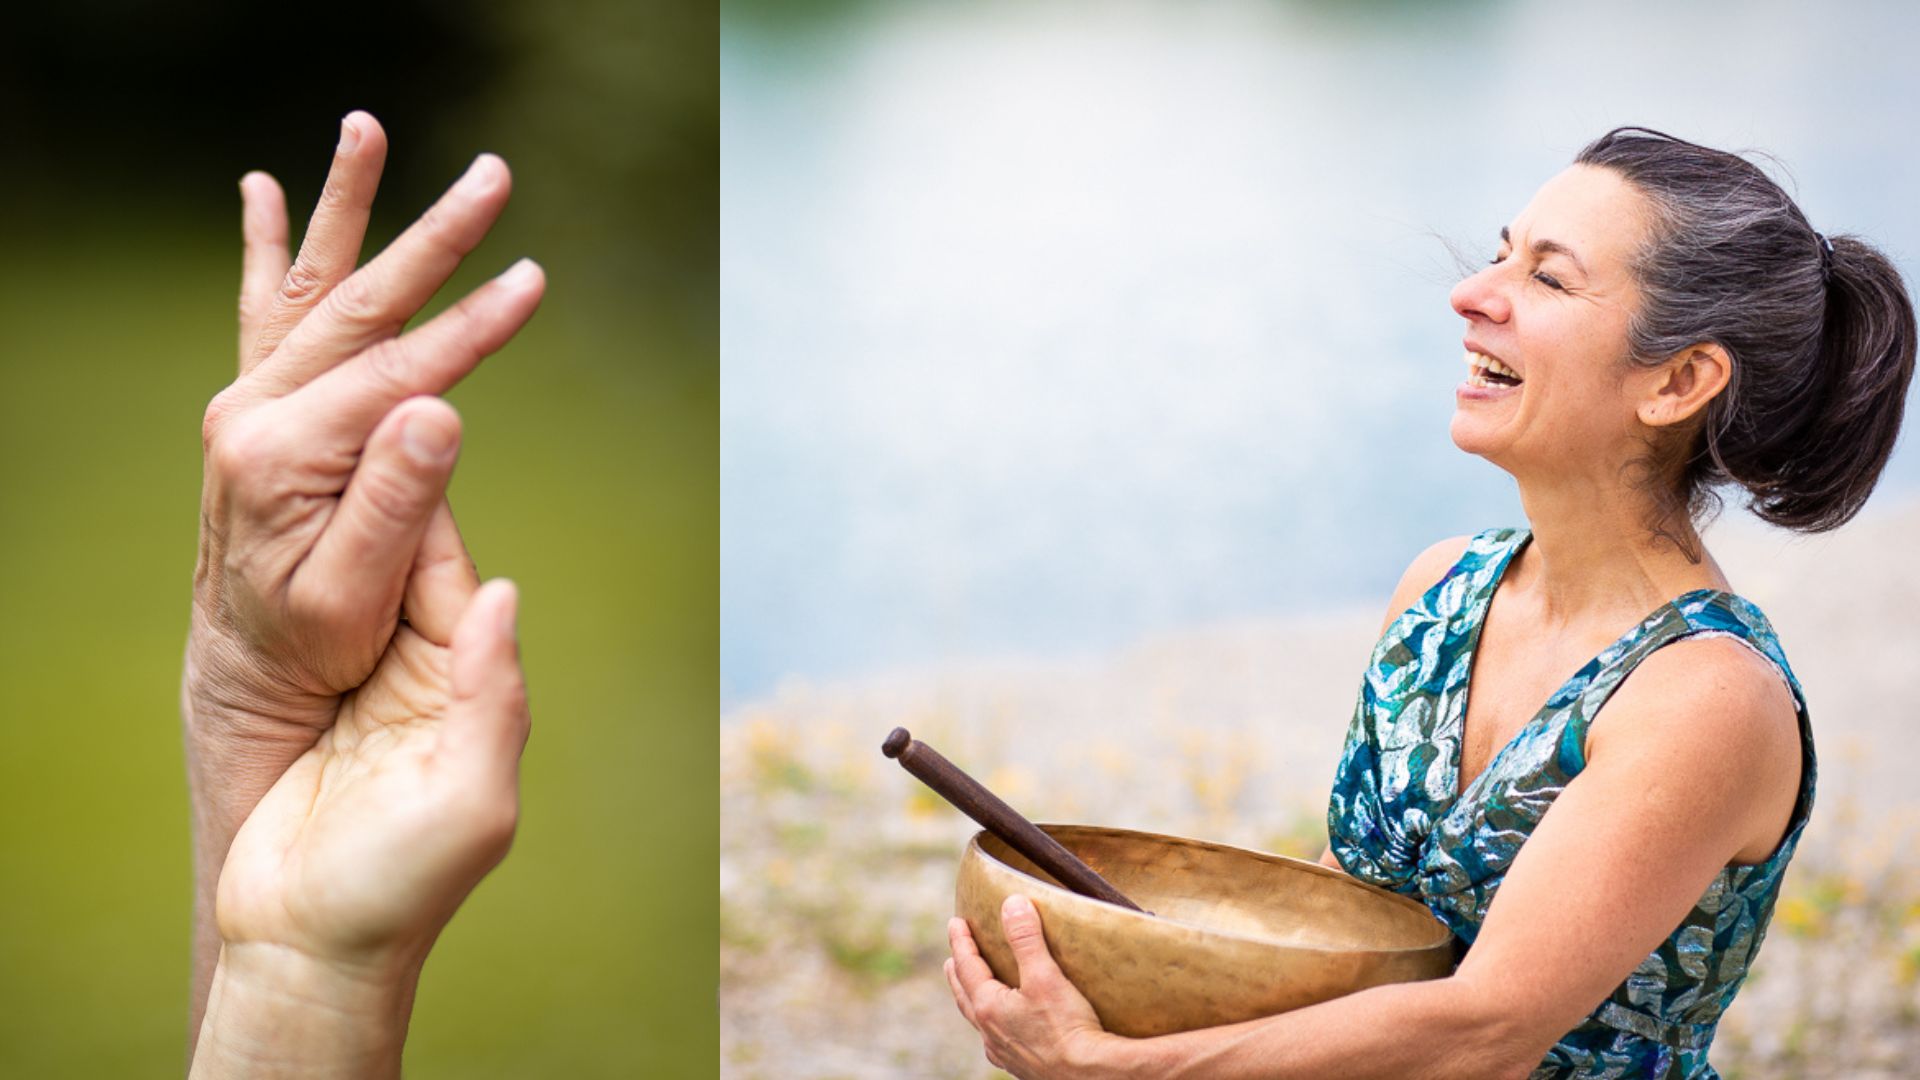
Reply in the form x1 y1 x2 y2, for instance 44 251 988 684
965 823 1456 955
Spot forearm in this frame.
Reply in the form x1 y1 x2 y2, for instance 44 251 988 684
1092 975 1540 1080
189 943 419 1080
182 628 328 1051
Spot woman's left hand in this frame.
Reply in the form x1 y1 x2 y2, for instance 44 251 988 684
212 576 530 984
946 894 1127 1080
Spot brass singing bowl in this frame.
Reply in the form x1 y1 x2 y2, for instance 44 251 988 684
956 824 1456 1037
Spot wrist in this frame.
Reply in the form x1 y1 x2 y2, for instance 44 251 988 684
191 942 421 1080
184 608 337 735
1067 1030 1146 1080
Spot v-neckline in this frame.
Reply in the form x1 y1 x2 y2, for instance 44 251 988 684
1445 530 1732 808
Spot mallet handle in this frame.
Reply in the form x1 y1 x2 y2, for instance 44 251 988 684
883 727 1147 913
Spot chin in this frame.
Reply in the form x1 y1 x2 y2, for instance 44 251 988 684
1449 412 1521 476
1449 410 1496 456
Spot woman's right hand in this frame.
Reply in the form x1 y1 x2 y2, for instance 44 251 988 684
187 111 536 757
182 110 546 1045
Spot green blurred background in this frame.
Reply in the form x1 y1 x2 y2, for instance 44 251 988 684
0 1 714 1075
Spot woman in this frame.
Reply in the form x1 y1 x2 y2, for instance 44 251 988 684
945 128 1916 1078
183 112 541 1076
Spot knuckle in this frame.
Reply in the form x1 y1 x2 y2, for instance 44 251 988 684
315 176 353 212
417 201 452 241
354 461 431 524
289 577 374 650
207 412 271 481
362 337 417 391
417 200 480 257
326 270 389 330
201 389 242 449
278 260 327 306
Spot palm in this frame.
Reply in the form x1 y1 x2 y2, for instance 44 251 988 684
216 623 517 965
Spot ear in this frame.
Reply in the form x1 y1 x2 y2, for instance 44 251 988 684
1637 343 1731 428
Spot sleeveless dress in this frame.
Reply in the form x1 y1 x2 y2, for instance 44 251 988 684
1325 528 1816 1079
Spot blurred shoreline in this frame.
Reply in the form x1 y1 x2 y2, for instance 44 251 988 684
721 496 1920 1078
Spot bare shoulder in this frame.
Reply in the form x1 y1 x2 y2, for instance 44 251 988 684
1592 635 1802 805
1377 535 1475 632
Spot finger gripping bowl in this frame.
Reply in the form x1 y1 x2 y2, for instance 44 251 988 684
956 825 1456 1037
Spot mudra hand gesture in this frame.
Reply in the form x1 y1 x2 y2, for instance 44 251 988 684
183 111 543 1075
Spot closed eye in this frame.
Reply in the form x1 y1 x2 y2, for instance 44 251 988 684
1534 271 1565 291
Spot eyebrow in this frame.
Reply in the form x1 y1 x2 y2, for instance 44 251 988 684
1501 225 1588 275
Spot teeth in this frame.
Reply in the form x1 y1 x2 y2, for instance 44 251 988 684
1463 351 1521 382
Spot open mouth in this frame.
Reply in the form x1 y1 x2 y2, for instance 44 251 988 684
1464 351 1523 388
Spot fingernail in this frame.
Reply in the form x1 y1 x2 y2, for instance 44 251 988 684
1004 894 1033 917
500 257 542 288
338 115 361 155
401 410 457 465
457 153 500 193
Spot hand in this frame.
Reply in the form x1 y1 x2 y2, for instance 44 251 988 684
183 109 544 1045
189 110 535 754
191 580 529 1079
946 895 1124 1080
213 577 530 980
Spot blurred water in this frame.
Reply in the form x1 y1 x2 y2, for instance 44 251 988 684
721 0 1920 703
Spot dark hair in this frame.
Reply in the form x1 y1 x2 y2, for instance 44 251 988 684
1575 126 1915 537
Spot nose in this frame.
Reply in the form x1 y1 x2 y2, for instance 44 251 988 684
1450 263 1512 325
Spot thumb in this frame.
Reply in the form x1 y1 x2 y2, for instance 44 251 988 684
1001 894 1061 989
441 578 531 788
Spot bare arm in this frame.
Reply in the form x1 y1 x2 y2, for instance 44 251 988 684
949 636 1803 1079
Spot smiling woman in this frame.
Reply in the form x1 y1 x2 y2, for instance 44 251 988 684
944 128 1916 1079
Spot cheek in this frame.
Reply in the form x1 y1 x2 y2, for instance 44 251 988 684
1531 368 1641 446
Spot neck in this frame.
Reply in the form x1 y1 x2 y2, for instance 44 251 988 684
1510 474 1724 624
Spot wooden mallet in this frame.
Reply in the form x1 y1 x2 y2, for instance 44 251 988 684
883 726 1148 914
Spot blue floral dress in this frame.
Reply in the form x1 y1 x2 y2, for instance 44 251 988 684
1326 528 1815 1079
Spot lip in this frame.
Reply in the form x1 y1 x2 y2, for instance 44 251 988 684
1455 378 1521 403
1462 338 1520 378
1458 338 1524 402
